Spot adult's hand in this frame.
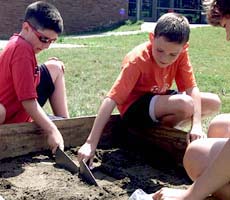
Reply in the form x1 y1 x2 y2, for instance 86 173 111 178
152 187 192 200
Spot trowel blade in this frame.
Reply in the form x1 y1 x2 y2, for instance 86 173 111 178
79 160 98 186
55 147 79 174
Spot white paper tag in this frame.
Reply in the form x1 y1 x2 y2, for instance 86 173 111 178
129 189 153 200
0 195 5 200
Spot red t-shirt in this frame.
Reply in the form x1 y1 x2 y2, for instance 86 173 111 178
0 34 40 123
107 41 197 117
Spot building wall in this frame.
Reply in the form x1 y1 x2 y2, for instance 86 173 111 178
0 0 128 39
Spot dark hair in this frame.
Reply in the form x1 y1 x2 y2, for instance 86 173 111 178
24 1 63 34
204 0 230 26
154 13 190 44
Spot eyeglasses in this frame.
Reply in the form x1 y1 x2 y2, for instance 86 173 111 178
26 21 57 44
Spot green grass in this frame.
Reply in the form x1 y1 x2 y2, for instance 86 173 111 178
56 20 143 41
189 26 230 113
39 33 147 116
112 20 143 32
38 26 230 123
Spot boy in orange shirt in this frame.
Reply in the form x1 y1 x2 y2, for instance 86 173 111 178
78 13 220 166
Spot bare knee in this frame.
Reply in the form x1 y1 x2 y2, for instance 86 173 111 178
183 140 208 180
0 104 6 124
176 95 194 119
201 93 221 116
208 114 230 138
44 59 65 82
159 96 194 127
212 94 221 113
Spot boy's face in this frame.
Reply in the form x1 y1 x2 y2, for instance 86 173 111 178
150 33 184 68
220 15 230 41
23 22 58 54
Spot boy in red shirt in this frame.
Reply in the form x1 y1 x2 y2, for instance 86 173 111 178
78 13 221 166
0 1 69 153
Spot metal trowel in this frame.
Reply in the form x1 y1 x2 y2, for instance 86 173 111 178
55 147 79 174
55 147 98 186
79 160 98 186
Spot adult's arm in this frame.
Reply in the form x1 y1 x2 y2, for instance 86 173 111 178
153 139 230 200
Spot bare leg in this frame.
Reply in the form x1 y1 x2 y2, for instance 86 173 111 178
0 104 6 124
200 92 221 117
183 138 230 199
44 59 69 118
179 92 220 127
153 92 220 128
208 114 230 138
154 94 194 127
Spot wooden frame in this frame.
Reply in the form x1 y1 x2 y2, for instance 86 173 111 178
0 114 188 164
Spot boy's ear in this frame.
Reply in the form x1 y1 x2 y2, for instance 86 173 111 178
21 21 30 32
149 32 154 42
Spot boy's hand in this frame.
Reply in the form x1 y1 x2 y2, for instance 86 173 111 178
77 142 96 169
47 129 64 154
21 99 65 154
187 129 207 143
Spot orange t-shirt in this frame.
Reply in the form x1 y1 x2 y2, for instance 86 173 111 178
107 41 196 117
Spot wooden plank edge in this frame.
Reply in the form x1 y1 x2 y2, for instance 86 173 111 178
126 126 188 164
0 115 95 160
0 114 188 163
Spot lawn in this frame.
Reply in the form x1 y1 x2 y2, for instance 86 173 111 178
37 25 230 122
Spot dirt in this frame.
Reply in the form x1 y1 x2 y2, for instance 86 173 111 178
0 144 196 200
